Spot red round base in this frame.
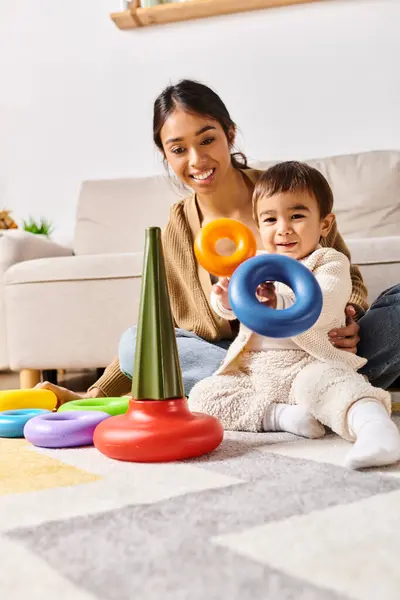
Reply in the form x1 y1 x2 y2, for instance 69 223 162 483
93 397 224 463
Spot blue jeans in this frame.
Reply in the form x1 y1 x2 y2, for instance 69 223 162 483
358 284 400 390
118 327 231 396
118 284 400 394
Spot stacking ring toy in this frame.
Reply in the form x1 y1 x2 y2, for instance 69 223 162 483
0 409 50 438
94 398 224 463
24 410 110 448
228 254 323 338
0 389 57 412
58 397 129 416
194 218 257 277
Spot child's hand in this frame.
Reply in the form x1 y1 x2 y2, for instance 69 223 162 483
213 277 231 310
256 282 277 309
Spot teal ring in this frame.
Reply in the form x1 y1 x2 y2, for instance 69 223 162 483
0 408 51 438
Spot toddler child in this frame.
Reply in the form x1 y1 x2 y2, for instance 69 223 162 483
188 161 400 470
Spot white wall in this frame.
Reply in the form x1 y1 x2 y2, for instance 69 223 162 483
1 0 399 245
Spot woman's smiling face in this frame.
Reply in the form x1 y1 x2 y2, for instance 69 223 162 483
160 107 234 194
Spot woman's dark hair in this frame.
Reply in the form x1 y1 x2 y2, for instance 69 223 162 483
153 79 247 170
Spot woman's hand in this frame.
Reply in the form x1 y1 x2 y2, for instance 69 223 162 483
329 305 360 354
256 282 277 309
213 277 231 310
34 381 105 408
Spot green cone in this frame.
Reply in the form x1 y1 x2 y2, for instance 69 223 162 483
131 227 184 400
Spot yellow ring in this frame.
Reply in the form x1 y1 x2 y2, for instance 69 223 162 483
0 389 57 412
194 218 257 278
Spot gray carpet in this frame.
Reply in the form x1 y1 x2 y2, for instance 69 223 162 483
1 426 400 600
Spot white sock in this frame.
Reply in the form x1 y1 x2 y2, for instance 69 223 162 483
263 403 325 439
345 399 400 469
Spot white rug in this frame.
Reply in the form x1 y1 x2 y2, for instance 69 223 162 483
1 416 400 600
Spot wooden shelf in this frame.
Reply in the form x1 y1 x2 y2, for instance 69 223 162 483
111 0 324 30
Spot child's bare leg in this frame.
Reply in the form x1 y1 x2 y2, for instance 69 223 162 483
291 362 400 469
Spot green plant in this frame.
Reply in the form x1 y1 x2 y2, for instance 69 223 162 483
22 216 54 236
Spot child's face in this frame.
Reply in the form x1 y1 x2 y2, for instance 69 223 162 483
257 190 334 260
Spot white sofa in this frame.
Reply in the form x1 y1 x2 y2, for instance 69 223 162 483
3 150 400 389
0 230 72 371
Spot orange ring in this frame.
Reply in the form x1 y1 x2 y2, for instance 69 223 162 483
194 218 257 278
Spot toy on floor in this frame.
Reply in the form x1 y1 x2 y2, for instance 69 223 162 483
24 410 110 449
194 218 323 338
58 397 129 416
0 408 50 438
0 389 57 412
93 227 224 463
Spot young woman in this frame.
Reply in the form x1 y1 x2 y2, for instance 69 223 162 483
37 80 400 404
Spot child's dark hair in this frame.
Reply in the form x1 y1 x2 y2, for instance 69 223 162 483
153 79 247 170
252 161 334 224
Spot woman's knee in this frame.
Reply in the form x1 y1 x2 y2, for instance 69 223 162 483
381 283 400 296
358 282 400 366
118 326 138 378
370 283 400 307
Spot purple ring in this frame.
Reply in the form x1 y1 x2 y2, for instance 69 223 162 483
24 410 110 448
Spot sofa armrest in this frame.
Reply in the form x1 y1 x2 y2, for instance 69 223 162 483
346 236 400 265
5 252 144 370
4 252 144 285
0 230 73 273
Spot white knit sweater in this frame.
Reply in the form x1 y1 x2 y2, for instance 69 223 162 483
211 247 368 376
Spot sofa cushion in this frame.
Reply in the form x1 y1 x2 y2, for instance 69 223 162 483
74 175 184 256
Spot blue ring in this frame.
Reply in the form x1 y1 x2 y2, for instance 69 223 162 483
228 254 323 338
0 409 51 438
